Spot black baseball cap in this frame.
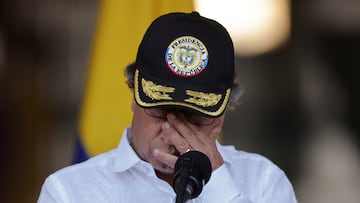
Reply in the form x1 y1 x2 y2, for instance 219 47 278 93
134 12 234 117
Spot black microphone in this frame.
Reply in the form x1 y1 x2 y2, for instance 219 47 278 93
172 151 212 203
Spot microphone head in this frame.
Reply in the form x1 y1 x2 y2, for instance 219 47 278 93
173 151 212 199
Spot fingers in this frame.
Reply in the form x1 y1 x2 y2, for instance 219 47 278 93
152 148 177 171
162 113 225 170
165 113 211 150
152 112 224 171
162 122 193 154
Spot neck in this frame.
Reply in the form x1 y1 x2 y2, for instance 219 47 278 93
156 170 174 185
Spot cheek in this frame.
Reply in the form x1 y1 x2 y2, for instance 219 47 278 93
131 123 160 157
130 108 167 160
131 109 159 141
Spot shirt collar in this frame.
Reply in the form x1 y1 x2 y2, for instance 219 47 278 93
216 141 234 167
111 126 142 172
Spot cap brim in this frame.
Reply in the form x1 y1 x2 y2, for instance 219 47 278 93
134 69 230 117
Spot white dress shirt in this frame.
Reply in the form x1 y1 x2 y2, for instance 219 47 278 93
38 127 297 203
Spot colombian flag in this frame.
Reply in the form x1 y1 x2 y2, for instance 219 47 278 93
76 0 194 162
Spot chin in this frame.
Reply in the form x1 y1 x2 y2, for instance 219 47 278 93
155 163 174 174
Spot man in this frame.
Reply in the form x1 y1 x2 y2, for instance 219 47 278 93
38 12 297 203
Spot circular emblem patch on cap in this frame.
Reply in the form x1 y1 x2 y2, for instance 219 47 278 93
165 36 208 77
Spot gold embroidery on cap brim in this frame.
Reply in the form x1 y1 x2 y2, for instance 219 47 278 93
184 90 222 107
141 78 175 100
135 70 231 117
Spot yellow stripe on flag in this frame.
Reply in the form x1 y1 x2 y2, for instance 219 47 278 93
79 0 194 157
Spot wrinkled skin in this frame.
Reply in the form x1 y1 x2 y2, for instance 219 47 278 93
129 99 225 184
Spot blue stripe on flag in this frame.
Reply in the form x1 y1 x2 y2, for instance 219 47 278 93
73 136 89 164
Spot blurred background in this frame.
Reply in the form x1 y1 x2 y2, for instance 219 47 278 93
0 0 359 202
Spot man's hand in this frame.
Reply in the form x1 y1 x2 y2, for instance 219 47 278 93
152 113 225 171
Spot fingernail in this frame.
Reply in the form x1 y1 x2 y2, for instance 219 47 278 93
153 148 159 156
